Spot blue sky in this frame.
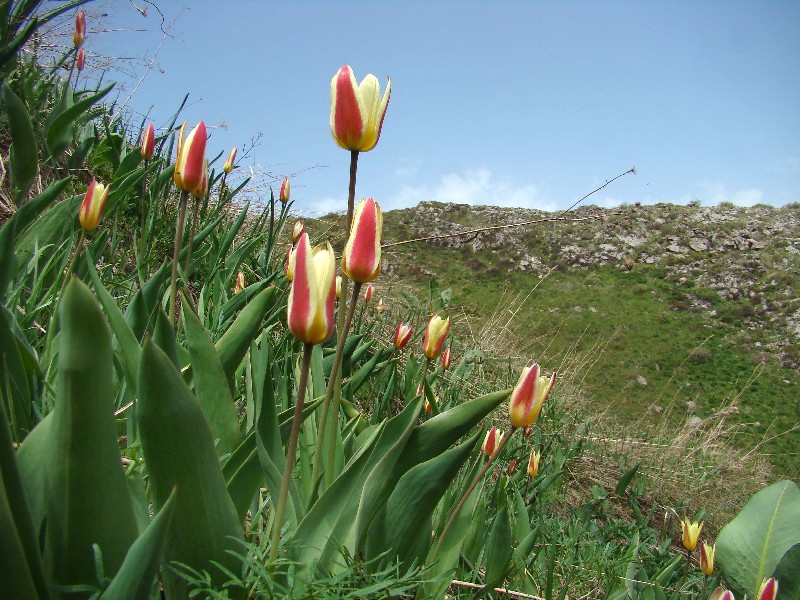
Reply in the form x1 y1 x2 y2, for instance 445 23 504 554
89 1 800 215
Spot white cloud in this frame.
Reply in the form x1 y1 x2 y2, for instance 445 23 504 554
394 158 422 178
298 196 344 217
389 168 556 211
698 181 764 206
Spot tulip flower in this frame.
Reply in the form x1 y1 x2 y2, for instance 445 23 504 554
341 197 382 283
292 221 305 244
364 283 374 303
393 322 413 350
140 122 155 160
422 315 450 360
424 398 432 414
279 177 290 203
374 299 389 313
482 427 503 457
73 11 86 48
509 360 556 428
527 449 541 478
700 542 715 576
506 459 517 476
287 233 336 345
75 48 85 71
441 347 452 370
191 159 209 200
524 426 533 438
330 65 391 152
285 246 295 281
223 146 237 174
335 276 342 299
681 518 703 552
173 120 207 194
79 179 110 231
758 578 778 600
234 272 245 294
709 589 735 600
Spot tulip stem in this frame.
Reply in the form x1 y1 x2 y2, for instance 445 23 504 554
169 191 189 326
139 159 149 277
184 196 201 284
61 230 85 293
269 342 313 568
433 427 517 562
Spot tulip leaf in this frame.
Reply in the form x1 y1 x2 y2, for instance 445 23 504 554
14 412 52 537
14 193 81 270
1 83 37 204
716 480 800 600
484 505 513 590
101 490 177 600
222 434 263 524
152 306 180 369
0 305 32 439
183 297 241 456
615 462 641 496
46 83 114 161
46 279 138 592
773 544 800 600
218 278 271 326
10 178 71 234
137 338 244 599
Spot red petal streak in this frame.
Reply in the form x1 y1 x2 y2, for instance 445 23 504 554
333 67 364 149
288 235 314 342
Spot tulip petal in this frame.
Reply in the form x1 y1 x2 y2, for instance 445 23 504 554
330 66 365 150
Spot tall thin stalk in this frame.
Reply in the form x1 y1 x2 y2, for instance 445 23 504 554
183 197 202 281
169 190 189 325
269 342 313 567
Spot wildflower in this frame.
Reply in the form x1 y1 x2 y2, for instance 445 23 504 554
335 276 342 299
527 449 541 477
422 315 450 360
79 180 110 231
757 578 778 600
482 427 503 457
234 272 245 294
140 122 155 160
76 48 85 71
700 542 715 576
342 198 382 283
279 177 290 203
223 146 237 174
393 322 413 350
292 221 305 244
73 11 86 48
509 360 556 428
287 232 336 345
441 347 452 370
374 299 388 313
681 519 703 552
330 65 391 152
174 121 207 194
364 283 374 303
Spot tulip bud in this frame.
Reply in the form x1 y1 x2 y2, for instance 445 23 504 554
482 427 503 457
73 11 86 49
700 542 715 576
364 283 374 303
342 197 382 283
506 459 517 476
709 589 735 600
234 272 245 294
292 221 305 244
527 449 541 477
140 122 155 161
174 120 207 194
524 426 533 438
287 233 336 345
509 360 556 428
393 322 413 350
681 519 703 552
279 177 290 203
424 398 432 414
223 146 237 174
441 347 452 370
330 65 391 152
191 159 209 200
76 48 85 71
422 315 450 360
758 578 778 600
79 179 110 231
374 299 388 313
285 245 295 281
335 275 342 299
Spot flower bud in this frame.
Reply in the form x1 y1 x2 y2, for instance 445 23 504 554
287 233 336 345
364 283 374 303
330 65 391 152
285 245 295 281
758 578 778 600
174 121 207 194
681 519 703 552
79 179 109 231
73 11 86 48
509 360 556 428
76 48 85 71
140 122 155 161
335 275 342 299
234 272 245 294
422 315 450 360
279 177 290 203
506 459 517 476
709 589 735 600
424 398 432 414
342 198 382 283
374 299 388 313
441 347 452 370
223 146 237 174
700 542 715 576
482 427 503 457
292 221 305 244
527 449 541 478
393 322 413 350
191 159 209 200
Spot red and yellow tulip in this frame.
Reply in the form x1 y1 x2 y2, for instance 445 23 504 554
527 449 541 478
482 427 503 457
287 233 337 345
422 315 450 360
758 578 778 600
140 122 155 160
292 221 305 244
234 272 245 294
76 48 85 71
700 542 715 576
223 146 237 174
173 120 207 194
191 159 209 200
279 177 290 203
330 65 391 152
681 519 703 552
364 283 374 303
342 198 382 283
393 322 413 350
509 360 556 428
441 347 452 370
79 179 109 231
73 11 86 48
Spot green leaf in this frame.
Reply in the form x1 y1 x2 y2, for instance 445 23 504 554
774 544 800 600
46 83 114 161
10 178 71 234
1 83 37 204
0 219 16 304
0 307 32 442
716 480 800 599
15 412 52 537
222 434 263 524
45 279 138 594
101 490 178 600
183 298 241 456
484 505 513 589
14 193 81 269
137 338 244 599
615 462 640 496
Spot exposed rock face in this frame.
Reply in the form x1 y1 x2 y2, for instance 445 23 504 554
394 201 800 367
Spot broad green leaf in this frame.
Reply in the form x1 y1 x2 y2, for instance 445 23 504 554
152 307 180 369
10 178 71 234
0 307 32 442
716 480 800 600
773 544 800 600
15 412 52 536
223 436 263 524
183 299 241 456
137 339 244 599
46 279 138 596
1 83 37 203
101 491 177 600
46 83 114 161
484 505 513 589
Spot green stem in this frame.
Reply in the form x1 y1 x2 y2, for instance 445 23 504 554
138 159 149 281
269 342 313 567
169 191 189 326
433 427 517 561
60 229 85 293
183 196 201 283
